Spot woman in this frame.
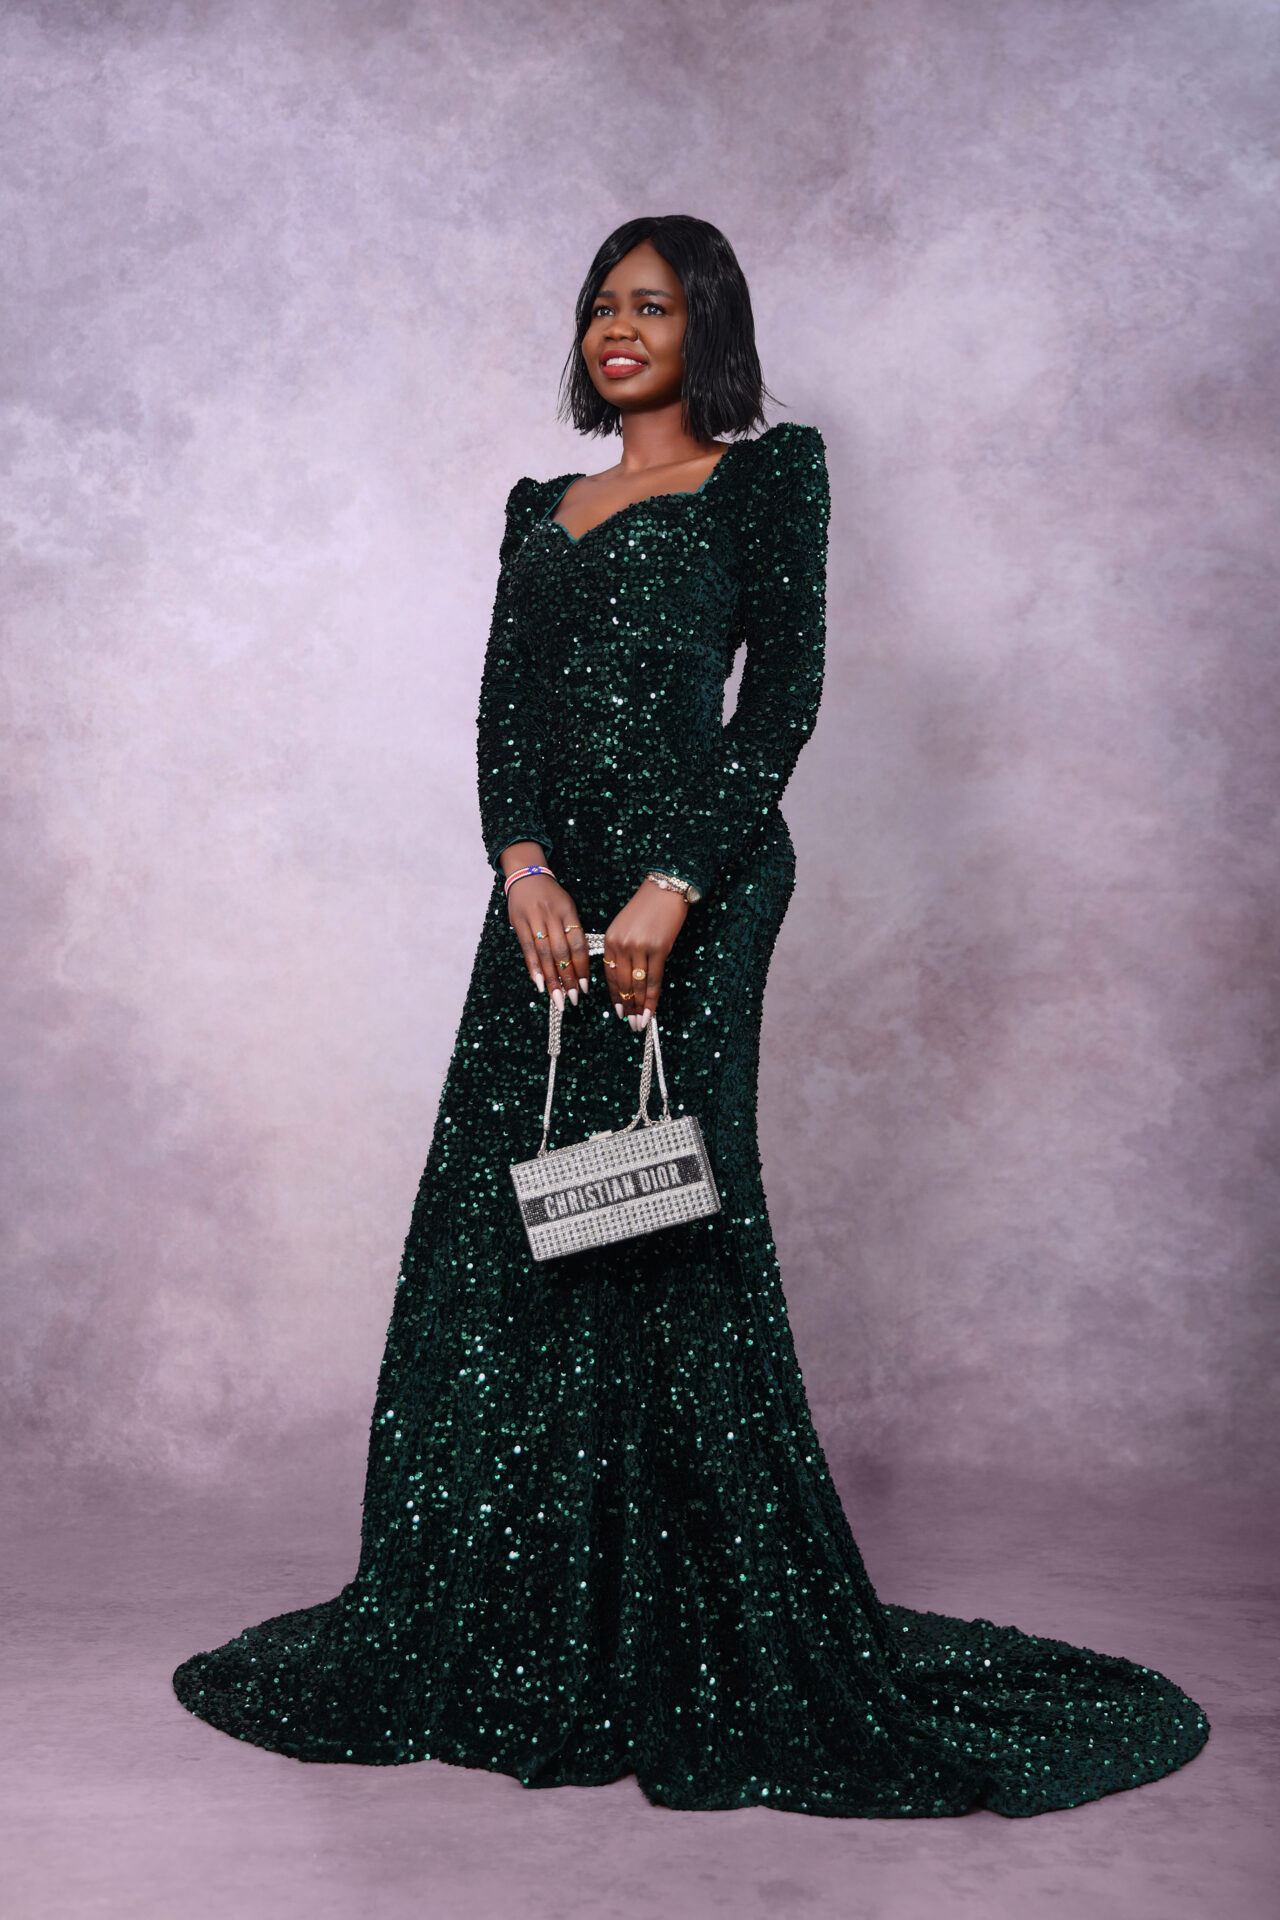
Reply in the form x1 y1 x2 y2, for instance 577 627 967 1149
174 215 1209 1815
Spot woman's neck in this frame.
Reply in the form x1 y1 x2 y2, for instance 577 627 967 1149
615 400 720 476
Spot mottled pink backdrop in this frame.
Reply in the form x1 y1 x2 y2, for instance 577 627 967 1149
3 0 1276 1500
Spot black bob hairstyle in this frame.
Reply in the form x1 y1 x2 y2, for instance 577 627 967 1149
557 215 773 442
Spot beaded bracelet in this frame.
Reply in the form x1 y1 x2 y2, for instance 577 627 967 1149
503 863 556 898
645 867 702 905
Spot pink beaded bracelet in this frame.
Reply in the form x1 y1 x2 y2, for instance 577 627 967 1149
503 863 556 898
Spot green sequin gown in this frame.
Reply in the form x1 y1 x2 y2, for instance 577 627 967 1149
173 422 1208 1815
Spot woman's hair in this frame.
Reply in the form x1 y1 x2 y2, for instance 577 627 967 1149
557 215 772 441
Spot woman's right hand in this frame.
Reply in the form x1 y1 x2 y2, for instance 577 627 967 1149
501 845 590 1009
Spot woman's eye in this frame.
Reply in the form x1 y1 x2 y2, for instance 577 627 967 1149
590 301 666 319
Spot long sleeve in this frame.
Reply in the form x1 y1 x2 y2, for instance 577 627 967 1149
475 476 555 877
639 423 830 899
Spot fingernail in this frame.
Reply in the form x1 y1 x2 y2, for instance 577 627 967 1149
639 1008 651 1028
628 1014 640 1032
614 1002 625 1019
568 987 579 1006
552 988 565 1011
534 973 546 992
578 977 589 993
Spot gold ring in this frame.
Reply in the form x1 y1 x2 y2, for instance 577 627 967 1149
564 924 582 934
604 958 616 969
619 989 635 1001
534 930 546 940
632 967 647 981
557 958 570 969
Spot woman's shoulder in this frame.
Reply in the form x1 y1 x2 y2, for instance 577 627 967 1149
723 420 827 501
735 419 826 472
745 418 825 452
502 471 572 521
495 470 577 564
726 421 829 535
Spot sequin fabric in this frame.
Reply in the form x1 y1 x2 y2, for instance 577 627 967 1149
173 423 1209 1814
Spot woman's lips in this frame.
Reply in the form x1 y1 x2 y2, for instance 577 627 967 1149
601 355 647 380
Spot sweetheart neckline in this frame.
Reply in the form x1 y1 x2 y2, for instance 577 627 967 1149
544 439 743 546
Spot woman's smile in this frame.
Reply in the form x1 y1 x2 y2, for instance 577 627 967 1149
600 351 649 379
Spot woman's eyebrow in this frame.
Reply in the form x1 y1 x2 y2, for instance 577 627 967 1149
593 285 676 301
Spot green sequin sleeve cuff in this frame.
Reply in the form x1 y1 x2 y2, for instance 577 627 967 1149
491 833 554 883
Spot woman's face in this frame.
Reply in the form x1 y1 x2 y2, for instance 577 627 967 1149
580 240 687 415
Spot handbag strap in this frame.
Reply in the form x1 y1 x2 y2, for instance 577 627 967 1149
536 932 671 1156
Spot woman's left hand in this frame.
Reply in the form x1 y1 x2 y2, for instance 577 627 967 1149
603 882 689 1029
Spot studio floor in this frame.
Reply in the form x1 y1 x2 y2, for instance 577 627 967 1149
3 1453 1275 1920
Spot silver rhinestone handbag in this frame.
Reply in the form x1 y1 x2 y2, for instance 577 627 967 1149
510 934 721 1262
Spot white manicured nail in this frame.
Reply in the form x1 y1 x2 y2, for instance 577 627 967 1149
568 987 578 1006
534 973 545 992
552 988 565 1011
614 1002 625 1019
628 1014 640 1032
578 976 589 992
639 1008 651 1028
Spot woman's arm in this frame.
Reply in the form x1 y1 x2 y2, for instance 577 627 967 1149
638 423 831 901
476 478 556 879
606 425 830 1026
476 487 591 1007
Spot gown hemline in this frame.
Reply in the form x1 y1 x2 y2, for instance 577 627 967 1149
171 1635 1210 1819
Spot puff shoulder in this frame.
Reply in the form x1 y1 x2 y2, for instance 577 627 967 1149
741 420 829 512
497 475 552 570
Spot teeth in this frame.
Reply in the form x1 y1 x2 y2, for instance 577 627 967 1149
605 357 642 368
